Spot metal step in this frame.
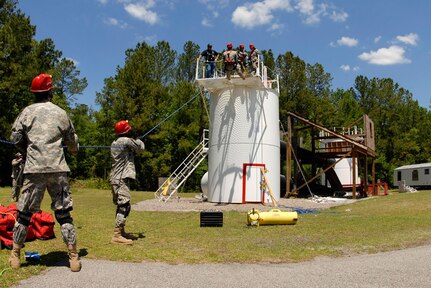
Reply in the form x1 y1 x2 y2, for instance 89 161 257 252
155 129 209 202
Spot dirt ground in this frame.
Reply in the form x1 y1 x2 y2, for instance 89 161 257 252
132 195 357 213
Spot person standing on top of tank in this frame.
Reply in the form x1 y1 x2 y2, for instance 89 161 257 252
237 44 249 77
222 42 245 80
9 73 81 272
197 44 219 78
110 120 145 245
249 43 260 75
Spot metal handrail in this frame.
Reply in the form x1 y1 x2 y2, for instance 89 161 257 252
154 129 209 202
195 55 279 92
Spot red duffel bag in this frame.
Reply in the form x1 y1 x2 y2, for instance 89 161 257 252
0 204 55 249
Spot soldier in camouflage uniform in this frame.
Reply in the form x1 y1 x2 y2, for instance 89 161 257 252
238 44 249 77
248 43 260 75
11 152 24 202
110 120 145 245
222 42 245 80
9 74 81 272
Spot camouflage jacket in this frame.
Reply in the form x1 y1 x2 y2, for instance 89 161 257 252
110 137 145 181
11 101 79 174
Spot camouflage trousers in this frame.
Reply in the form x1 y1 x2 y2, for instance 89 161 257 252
224 64 244 80
111 178 132 228
10 180 21 202
13 172 77 245
111 178 131 206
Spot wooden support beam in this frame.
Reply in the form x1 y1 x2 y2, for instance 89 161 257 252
290 150 351 195
287 115 292 197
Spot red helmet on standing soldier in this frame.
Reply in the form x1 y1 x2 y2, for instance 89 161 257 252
31 74 54 92
227 42 233 49
115 120 132 135
249 43 255 49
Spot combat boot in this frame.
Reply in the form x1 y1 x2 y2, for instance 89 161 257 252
120 227 138 240
9 243 23 269
111 228 133 245
67 244 81 272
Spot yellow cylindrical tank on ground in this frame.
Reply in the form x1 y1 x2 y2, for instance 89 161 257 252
247 209 298 226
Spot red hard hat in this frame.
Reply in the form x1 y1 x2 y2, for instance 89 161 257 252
31 74 54 92
227 42 233 48
115 120 132 135
249 43 255 49
239 44 244 49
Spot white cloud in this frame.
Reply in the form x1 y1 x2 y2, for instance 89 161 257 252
201 17 213 27
269 22 284 31
337 36 358 47
340 64 350 71
374 36 382 43
124 1 159 25
231 0 292 29
104 17 128 29
296 1 348 25
231 0 348 29
396 33 419 46
295 0 313 15
97 0 108 5
330 10 348 22
358 45 411 65
198 0 230 28
297 1 327 25
340 64 360 72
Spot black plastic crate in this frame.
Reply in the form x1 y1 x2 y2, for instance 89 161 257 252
200 210 223 227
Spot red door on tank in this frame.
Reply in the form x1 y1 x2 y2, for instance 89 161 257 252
242 163 265 203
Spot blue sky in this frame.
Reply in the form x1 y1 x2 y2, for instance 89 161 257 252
18 0 431 109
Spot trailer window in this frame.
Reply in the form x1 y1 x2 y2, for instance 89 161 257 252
397 171 401 181
412 170 419 181
425 169 429 175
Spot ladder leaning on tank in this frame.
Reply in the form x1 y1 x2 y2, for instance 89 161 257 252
154 129 209 202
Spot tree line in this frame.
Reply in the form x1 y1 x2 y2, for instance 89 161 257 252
1 0 430 191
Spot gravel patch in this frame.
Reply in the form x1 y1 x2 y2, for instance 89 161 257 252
132 196 357 212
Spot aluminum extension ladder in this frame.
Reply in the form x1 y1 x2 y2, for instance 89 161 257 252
154 129 209 202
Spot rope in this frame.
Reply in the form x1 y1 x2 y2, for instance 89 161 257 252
0 212 17 222
0 139 15 145
0 89 202 149
137 89 202 140
77 145 126 149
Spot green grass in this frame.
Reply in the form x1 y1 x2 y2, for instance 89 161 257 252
2 186 431 287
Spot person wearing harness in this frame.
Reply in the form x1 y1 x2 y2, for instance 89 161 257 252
238 44 249 77
11 152 24 202
197 43 219 78
9 74 81 272
222 42 245 80
248 43 260 75
110 120 145 245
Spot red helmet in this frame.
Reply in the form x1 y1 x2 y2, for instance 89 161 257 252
249 43 255 49
31 74 54 92
227 42 233 48
115 120 132 135
239 44 244 49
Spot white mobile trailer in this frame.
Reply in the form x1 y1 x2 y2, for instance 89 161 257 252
393 163 431 188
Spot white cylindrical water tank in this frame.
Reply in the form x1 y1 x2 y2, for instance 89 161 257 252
200 171 209 197
207 84 280 203
334 158 360 186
